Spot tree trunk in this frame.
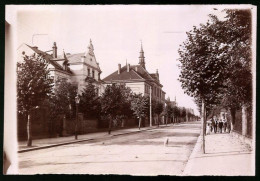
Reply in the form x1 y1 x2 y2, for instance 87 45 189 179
201 99 205 154
230 108 236 133
108 118 112 134
138 117 142 130
62 115 66 136
157 115 159 127
242 104 247 136
27 113 32 146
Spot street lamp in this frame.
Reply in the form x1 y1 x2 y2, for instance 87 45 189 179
75 93 80 140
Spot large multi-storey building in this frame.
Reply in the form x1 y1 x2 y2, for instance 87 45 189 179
17 40 104 95
102 44 166 125
102 44 166 104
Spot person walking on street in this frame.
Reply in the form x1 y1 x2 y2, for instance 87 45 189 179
215 118 218 133
219 119 223 133
211 118 215 133
227 120 231 133
223 118 227 132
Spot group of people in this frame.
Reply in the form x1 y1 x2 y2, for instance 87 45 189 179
206 117 230 135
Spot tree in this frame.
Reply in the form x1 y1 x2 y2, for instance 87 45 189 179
178 9 253 151
100 84 132 134
154 101 164 127
165 104 174 124
48 78 77 136
130 94 149 130
17 54 53 146
79 77 99 118
173 106 180 123
181 107 187 122
217 10 252 133
178 15 228 153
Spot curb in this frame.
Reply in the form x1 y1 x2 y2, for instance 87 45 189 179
181 134 202 176
18 125 169 153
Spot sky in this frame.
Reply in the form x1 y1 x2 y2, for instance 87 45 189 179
6 5 252 116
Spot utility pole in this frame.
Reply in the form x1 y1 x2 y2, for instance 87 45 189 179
150 86 152 127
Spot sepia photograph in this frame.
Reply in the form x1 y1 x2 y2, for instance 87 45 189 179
4 4 256 175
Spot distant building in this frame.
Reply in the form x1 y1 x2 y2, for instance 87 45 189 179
166 96 178 107
17 40 104 95
102 43 166 104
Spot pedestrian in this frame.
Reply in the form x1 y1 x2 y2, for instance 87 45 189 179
223 119 227 132
206 122 211 135
210 118 214 132
219 119 223 133
214 118 218 133
227 120 231 133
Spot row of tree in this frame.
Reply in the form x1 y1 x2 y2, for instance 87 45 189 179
17 53 197 146
165 103 197 123
178 9 252 153
17 55 167 146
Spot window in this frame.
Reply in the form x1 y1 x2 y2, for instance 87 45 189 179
92 70 95 78
88 68 90 76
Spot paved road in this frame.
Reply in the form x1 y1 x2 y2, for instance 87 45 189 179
19 122 201 175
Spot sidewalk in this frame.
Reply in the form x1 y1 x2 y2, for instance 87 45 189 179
182 132 255 176
18 124 170 153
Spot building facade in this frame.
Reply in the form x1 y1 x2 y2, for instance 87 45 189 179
17 40 104 95
102 44 166 125
102 44 166 103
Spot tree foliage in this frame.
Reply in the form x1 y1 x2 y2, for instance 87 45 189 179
131 94 148 119
100 84 133 133
17 54 53 114
49 78 78 120
178 9 252 116
178 15 228 106
79 77 99 118
17 54 53 146
219 10 252 109
154 101 164 116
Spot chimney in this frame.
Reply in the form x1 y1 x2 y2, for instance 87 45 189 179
156 69 159 78
127 63 130 72
52 42 57 58
135 66 138 71
118 64 121 74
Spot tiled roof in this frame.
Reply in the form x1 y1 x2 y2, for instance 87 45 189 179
102 65 144 82
102 64 162 87
26 44 73 75
66 53 85 63
149 73 157 79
